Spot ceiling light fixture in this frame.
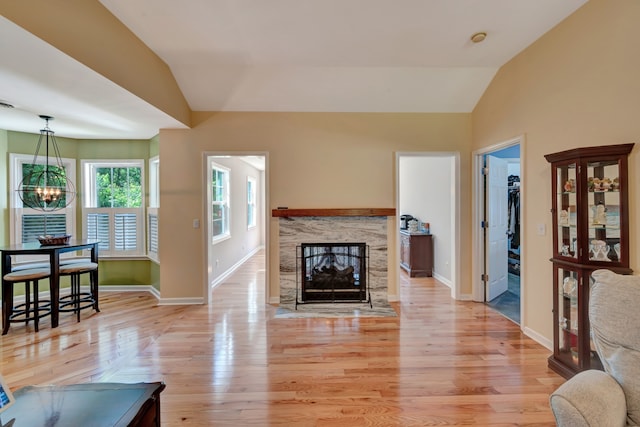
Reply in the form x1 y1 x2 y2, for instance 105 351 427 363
471 32 487 43
17 115 76 212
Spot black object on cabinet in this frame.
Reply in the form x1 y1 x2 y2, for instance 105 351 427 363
545 143 634 379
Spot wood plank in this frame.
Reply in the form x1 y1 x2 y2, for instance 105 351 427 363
272 208 396 217
0 250 565 426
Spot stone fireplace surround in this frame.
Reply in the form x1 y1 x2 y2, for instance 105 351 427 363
273 208 395 313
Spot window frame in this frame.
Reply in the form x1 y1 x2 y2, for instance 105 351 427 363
247 176 257 230
209 161 230 244
9 153 77 263
81 159 146 258
147 156 160 263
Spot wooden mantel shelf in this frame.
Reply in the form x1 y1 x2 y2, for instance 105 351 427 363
272 208 396 217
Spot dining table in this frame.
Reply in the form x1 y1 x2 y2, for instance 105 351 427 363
0 239 100 333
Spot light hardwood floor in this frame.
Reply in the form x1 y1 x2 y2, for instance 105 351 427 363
0 251 565 426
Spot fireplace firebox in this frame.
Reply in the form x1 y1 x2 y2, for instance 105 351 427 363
296 242 370 307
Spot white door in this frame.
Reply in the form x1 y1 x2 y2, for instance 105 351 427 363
485 155 509 301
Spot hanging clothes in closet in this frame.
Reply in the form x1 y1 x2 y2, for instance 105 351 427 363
507 175 520 249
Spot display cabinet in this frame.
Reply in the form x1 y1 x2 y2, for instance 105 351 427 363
545 143 634 378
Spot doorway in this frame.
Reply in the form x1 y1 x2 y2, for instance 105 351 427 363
397 152 460 299
472 138 522 324
204 153 268 304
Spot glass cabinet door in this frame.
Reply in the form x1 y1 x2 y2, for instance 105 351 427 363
555 162 578 259
586 159 622 264
556 266 579 370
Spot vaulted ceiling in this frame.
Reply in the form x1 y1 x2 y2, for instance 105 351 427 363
0 0 587 139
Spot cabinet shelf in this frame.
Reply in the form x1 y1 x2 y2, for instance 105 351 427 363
545 143 634 379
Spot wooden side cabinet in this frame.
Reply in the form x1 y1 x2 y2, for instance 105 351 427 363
400 231 433 277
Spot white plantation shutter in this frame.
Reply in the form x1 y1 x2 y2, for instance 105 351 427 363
115 213 138 251
147 209 159 262
86 212 110 251
84 208 143 256
22 213 67 243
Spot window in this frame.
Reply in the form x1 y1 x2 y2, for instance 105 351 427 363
210 162 230 242
149 156 160 209
82 160 145 257
9 154 76 246
147 156 159 262
247 176 257 229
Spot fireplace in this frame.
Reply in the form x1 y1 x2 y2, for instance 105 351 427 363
297 242 369 307
273 208 395 313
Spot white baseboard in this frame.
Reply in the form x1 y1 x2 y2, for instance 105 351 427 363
433 272 452 288
0 285 204 306
156 296 204 305
99 285 155 293
210 246 263 290
102 285 207 304
269 296 280 304
523 326 553 351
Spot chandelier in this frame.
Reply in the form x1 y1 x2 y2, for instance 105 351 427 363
17 115 76 211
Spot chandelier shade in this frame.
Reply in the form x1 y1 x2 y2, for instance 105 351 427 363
17 115 76 211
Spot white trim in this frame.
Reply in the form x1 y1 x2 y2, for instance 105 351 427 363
209 161 231 244
149 156 160 208
247 175 257 230
99 285 156 293
147 207 159 263
9 153 77 251
471 135 526 326
203 151 270 306
0 285 155 305
523 326 552 351
432 272 452 289
0 286 206 307
210 246 264 289
148 285 161 300
395 151 461 300
81 159 145 208
156 297 205 305
81 159 146 258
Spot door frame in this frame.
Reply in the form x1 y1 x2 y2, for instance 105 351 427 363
202 151 269 305
396 151 461 300
471 136 525 318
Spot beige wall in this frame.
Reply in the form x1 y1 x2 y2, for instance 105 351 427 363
473 0 640 340
159 112 472 300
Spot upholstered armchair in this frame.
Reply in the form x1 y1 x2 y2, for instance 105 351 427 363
550 269 640 426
